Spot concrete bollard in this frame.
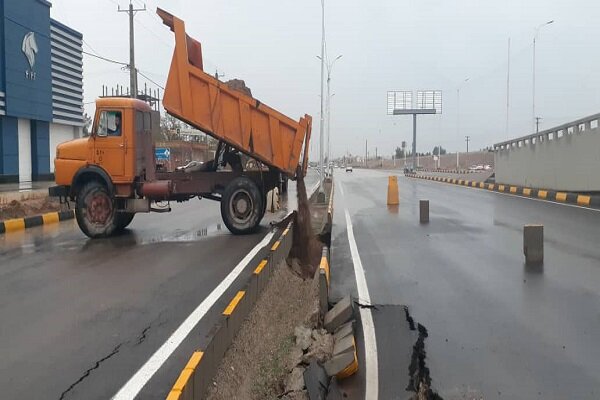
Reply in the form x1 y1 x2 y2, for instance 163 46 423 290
387 176 399 205
523 224 544 265
419 200 429 223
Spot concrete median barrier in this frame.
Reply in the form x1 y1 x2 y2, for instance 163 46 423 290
0 209 74 235
405 172 600 209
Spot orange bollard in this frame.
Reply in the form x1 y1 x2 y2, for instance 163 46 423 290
387 176 399 205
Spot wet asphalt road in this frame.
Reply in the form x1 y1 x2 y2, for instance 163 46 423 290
0 173 317 400
330 168 600 399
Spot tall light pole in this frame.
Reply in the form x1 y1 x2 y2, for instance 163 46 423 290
456 77 469 169
319 54 342 174
318 0 326 196
532 20 554 133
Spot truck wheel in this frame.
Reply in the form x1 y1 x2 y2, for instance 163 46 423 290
115 212 135 231
221 176 263 235
75 181 117 238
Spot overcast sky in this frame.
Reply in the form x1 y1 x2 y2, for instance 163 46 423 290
51 0 600 159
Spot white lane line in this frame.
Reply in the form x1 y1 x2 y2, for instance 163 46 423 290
338 182 379 400
112 230 276 400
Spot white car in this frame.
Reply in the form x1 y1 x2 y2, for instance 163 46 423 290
346 166 353 172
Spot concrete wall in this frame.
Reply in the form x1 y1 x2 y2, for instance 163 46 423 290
494 113 600 192
366 151 494 171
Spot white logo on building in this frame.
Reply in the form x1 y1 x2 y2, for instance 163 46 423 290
22 32 38 80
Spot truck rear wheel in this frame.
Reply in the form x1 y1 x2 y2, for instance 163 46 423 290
115 212 135 231
221 176 263 235
75 181 118 238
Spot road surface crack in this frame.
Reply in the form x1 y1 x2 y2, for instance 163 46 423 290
404 306 443 400
58 343 123 400
136 325 152 345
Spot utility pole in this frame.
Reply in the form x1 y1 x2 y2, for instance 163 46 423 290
119 1 146 98
214 69 225 80
365 139 367 167
506 37 511 138
465 135 471 153
535 117 542 133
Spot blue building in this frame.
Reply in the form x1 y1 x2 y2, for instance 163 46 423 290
0 0 83 183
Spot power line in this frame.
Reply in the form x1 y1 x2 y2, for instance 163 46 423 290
82 50 128 66
137 69 164 89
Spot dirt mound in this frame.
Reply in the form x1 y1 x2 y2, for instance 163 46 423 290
0 197 60 221
205 260 319 400
225 79 252 97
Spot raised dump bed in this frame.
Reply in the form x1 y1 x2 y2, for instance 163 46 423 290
157 8 311 178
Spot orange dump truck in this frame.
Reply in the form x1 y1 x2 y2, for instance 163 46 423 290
50 8 312 238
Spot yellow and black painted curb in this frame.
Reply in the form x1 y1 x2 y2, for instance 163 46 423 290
0 210 75 235
405 173 600 208
165 222 294 400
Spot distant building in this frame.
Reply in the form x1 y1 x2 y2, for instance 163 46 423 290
0 0 83 183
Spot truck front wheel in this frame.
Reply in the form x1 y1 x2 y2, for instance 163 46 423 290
75 181 118 238
221 176 263 235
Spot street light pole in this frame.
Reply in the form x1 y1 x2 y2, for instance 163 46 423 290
456 77 469 169
318 0 325 196
318 54 342 175
532 20 554 133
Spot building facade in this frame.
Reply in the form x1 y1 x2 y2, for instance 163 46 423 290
0 0 83 183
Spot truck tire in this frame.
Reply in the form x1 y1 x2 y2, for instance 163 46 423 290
75 181 118 238
115 212 135 231
221 176 263 235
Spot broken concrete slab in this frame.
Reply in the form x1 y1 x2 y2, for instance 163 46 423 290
302 331 333 364
323 351 355 377
324 296 353 333
332 334 354 357
303 361 329 400
326 378 345 400
333 321 354 342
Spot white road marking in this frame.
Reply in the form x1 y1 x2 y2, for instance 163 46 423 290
112 230 276 400
338 182 379 400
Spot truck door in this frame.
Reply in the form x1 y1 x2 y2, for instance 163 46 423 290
94 110 125 178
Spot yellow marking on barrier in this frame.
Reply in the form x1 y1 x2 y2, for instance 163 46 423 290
253 259 267 275
320 256 330 286
271 240 280 251
336 337 359 379
577 195 591 206
479 182 485 188
471 181 477 187
498 185 505 192
166 390 182 400
171 368 193 395
538 190 547 199
42 212 60 225
4 218 25 232
282 228 289 236
556 192 567 202
223 291 246 316
510 186 517 194
523 188 532 196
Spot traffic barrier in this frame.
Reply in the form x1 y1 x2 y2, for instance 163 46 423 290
523 224 544 265
403 172 600 209
0 210 74 235
387 176 399 205
419 200 429 223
